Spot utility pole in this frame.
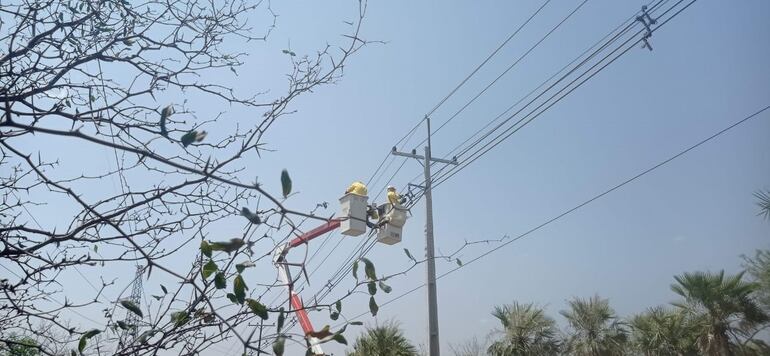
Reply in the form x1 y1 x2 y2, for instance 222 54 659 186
391 117 457 356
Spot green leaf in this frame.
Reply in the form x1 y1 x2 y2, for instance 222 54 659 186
137 329 157 344
332 333 347 345
233 274 247 304
280 169 292 198
93 245 98 253
226 293 237 304
116 320 130 330
160 285 168 294
209 238 244 254
120 300 143 318
369 296 378 316
71 350 76 356
335 300 342 313
273 336 285 356
160 105 172 137
330 311 339 321
378 280 392 294
214 272 226 289
200 240 212 258
170 311 189 327
277 308 285 332
456 258 463 267
78 336 87 354
78 329 100 354
349 321 363 326
246 298 269 320
360 257 376 281
352 260 359 280
235 261 255 274
337 323 348 334
240 208 261 225
202 260 217 279
367 282 377 296
180 131 197 147
404 248 415 262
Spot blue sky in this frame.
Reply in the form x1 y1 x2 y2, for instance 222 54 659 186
9 0 769 355
263 0 769 353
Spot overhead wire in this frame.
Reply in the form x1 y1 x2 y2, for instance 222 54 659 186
404 0 675 206
279 0 626 341
308 0 651 319
341 101 769 324
401 0 665 202
387 0 554 154
294 0 561 313
430 0 684 190
413 0 587 148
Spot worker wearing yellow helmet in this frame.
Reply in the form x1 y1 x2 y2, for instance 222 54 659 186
387 186 401 207
345 181 368 196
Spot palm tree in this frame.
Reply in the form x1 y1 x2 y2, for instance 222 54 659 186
629 306 699 355
347 322 418 356
486 302 561 356
670 270 767 356
754 189 770 220
742 250 770 312
560 295 628 356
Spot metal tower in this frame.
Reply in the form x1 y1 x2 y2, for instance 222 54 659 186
120 265 144 346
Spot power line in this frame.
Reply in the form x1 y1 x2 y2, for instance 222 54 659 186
9 190 113 303
0 263 105 325
428 0 684 194
285 0 678 341
342 103 770 323
308 0 666 318
426 0 554 119
377 0 558 188
404 0 667 199
414 0 588 148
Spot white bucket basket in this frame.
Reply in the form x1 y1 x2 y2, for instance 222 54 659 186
339 193 368 236
377 203 408 245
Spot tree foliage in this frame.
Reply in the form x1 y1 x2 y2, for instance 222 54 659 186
742 250 770 313
0 0 375 354
487 302 561 356
560 295 628 356
671 270 767 356
0 335 39 356
754 190 770 221
347 323 418 356
629 306 699 356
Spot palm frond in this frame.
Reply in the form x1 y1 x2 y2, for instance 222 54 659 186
754 189 770 220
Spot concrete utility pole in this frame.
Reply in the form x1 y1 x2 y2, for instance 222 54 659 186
391 117 457 356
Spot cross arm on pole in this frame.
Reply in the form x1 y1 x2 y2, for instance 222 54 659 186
391 146 459 165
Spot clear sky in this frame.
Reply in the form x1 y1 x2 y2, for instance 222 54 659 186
9 0 770 355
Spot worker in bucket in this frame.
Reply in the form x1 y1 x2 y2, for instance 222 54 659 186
387 186 401 207
345 181 368 196
344 181 379 221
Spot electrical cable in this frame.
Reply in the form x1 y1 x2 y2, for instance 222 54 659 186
342 102 769 323
403 0 667 202
413 0 588 148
